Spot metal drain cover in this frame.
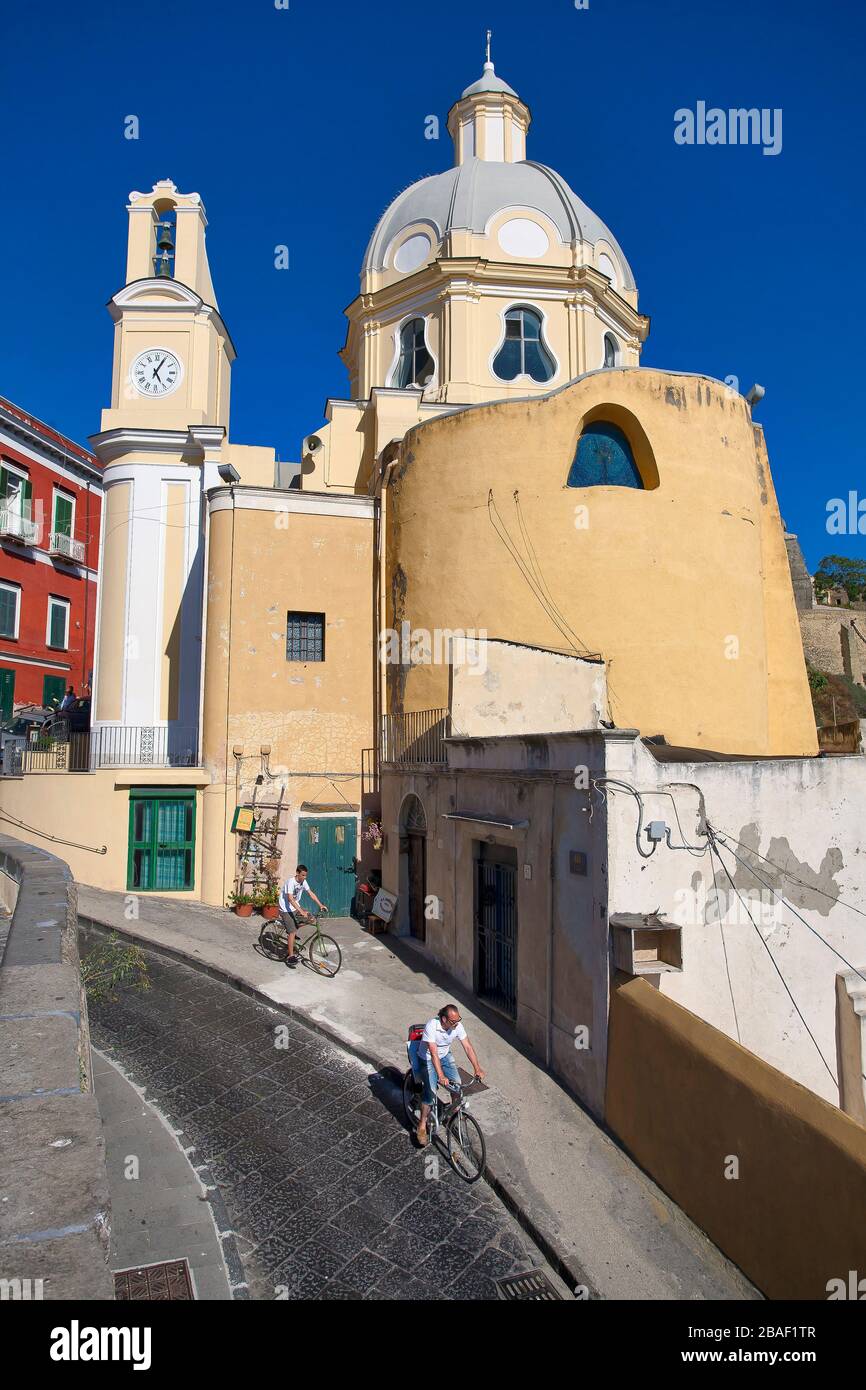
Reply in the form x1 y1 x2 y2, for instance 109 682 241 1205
497 1269 562 1300
115 1259 194 1300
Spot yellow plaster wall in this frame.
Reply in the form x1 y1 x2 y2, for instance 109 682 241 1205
0 769 206 894
384 369 817 757
200 494 375 905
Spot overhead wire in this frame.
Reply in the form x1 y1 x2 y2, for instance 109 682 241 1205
708 829 838 1087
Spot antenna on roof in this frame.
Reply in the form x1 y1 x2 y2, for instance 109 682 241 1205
485 28 492 67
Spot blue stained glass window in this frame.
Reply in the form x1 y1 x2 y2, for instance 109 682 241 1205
566 422 643 489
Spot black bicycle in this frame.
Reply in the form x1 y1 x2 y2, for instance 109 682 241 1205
258 911 342 977
402 1066 486 1182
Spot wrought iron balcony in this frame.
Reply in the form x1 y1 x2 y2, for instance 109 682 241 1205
48 531 86 564
380 708 450 766
8 724 200 774
0 505 40 545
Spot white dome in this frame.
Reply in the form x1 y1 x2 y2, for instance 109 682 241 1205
362 157 635 290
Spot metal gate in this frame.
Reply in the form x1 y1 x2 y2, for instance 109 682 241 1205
475 855 517 1016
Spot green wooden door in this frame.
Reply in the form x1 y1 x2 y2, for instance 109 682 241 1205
128 789 196 891
0 668 14 722
297 816 356 916
42 675 66 708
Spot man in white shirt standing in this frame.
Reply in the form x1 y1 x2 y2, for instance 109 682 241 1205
278 863 328 969
413 1004 485 1146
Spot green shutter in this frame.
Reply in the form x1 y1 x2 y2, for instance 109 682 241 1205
0 587 17 638
48 600 67 649
22 478 32 514
0 467 7 500
128 790 196 892
42 675 66 708
54 493 73 537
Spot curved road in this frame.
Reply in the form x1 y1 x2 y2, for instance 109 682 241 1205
88 940 567 1300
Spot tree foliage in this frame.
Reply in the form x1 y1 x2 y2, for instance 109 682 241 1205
813 554 866 601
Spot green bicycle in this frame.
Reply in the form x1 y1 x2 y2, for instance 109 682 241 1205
258 911 342 977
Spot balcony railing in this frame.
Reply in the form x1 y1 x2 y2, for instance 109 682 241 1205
0 505 40 546
49 531 86 564
381 708 450 767
10 724 200 773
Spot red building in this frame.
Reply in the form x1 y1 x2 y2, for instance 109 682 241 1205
0 396 102 719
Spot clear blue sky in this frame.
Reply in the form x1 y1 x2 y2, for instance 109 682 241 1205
1 0 864 570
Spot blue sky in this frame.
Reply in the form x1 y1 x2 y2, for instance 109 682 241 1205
1 0 863 570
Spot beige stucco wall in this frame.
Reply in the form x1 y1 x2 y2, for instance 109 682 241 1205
0 769 207 894
199 488 375 906
607 976 866 1300
380 733 610 1114
384 369 817 757
450 640 608 736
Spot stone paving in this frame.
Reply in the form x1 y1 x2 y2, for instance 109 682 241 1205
86 942 562 1300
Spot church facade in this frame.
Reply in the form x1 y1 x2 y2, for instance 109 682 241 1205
4 60 856 1116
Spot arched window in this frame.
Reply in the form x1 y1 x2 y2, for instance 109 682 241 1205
493 307 555 383
567 421 643 489
603 333 619 368
394 318 433 388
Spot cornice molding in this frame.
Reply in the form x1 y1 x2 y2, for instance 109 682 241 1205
89 425 225 465
107 279 237 360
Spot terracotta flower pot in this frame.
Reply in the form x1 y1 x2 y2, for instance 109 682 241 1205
234 903 254 917
260 903 279 920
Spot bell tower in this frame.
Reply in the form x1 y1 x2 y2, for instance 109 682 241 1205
90 180 235 762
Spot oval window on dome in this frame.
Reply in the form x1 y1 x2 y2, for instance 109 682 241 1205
492 307 555 383
497 218 550 258
598 253 619 290
567 422 643 489
393 233 432 273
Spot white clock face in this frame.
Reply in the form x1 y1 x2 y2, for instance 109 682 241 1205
130 348 183 398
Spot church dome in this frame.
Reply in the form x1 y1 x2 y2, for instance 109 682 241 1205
362 158 636 290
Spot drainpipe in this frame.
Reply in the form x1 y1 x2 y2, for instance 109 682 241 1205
546 783 555 1070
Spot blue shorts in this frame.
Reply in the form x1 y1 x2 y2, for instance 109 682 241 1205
409 1043 460 1106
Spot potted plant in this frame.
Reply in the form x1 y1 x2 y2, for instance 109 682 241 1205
228 890 254 917
257 884 280 920
363 818 383 852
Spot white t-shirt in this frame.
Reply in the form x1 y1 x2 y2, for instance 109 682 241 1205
420 1016 467 1059
279 877 313 915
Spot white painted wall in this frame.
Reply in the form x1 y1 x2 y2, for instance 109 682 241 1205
603 737 866 1107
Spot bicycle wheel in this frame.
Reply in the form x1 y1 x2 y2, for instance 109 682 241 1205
259 920 287 962
308 932 342 977
446 1108 486 1182
402 1068 422 1127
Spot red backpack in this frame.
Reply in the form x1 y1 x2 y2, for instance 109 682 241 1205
407 1023 424 1042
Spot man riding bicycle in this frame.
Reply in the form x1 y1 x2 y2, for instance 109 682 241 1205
410 1004 485 1146
278 864 328 969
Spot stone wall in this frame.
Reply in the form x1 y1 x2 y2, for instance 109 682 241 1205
0 836 113 1300
800 608 866 684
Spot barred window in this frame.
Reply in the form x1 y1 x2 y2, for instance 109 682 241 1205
286 611 325 662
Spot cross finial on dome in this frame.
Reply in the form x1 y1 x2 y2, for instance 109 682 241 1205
485 29 492 68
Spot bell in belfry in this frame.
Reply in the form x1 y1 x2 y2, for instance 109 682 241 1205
155 250 172 278
157 220 175 251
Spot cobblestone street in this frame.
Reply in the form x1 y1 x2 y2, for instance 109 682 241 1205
87 939 563 1300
